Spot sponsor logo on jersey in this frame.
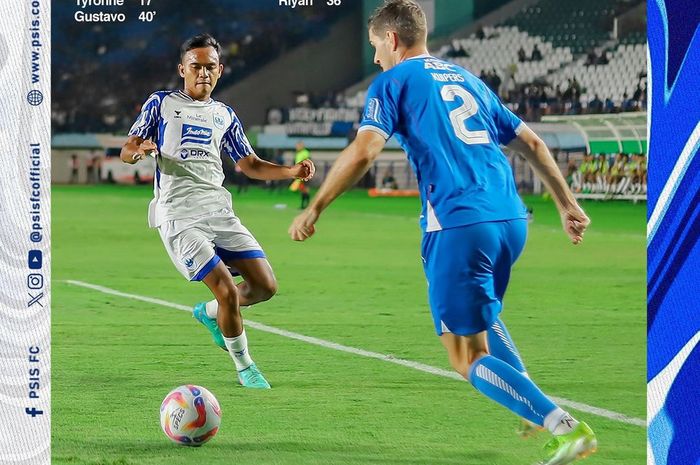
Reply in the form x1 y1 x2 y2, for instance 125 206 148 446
174 110 182 119
213 114 225 129
180 148 209 160
424 59 456 71
365 98 381 123
181 124 212 145
186 113 209 123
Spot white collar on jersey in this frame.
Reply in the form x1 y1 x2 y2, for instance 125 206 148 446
405 53 433 61
177 89 213 104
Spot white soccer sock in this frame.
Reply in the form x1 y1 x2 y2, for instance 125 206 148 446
223 330 254 371
207 299 249 318
205 300 218 319
544 407 579 436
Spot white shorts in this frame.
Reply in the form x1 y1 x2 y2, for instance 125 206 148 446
157 208 265 281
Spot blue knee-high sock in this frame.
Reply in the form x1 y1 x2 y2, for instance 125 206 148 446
488 318 527 374
468 355 557 426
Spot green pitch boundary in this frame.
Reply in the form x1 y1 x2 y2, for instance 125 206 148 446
63 279 645 428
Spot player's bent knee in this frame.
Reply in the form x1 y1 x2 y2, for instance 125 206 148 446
256 277 278 301
216 283 240 309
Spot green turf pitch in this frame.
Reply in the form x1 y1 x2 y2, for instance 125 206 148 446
52 185 646 465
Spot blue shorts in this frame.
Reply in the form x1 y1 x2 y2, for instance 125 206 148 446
421 219 527 336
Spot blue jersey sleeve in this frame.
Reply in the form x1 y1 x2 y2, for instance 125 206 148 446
358 74 400 140
490 92 524 145
128 92 166 139
221 108 254 162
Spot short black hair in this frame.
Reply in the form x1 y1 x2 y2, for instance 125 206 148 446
368 0 427 47
180 33 221 61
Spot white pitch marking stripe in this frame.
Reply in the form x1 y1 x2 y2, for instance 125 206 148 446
63 279 645 427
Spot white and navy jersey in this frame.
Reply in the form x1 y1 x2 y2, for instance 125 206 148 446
128 90 254 227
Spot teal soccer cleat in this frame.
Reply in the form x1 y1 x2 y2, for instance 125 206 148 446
192 302 227 351
237 364 271 389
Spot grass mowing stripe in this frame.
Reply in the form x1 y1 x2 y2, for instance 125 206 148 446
63 279 645 428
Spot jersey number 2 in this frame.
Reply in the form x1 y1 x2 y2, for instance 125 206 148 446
440 85 490 145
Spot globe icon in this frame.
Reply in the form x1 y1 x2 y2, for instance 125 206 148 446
27 90 43 106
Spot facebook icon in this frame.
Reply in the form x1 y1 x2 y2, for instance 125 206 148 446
28 250 42 269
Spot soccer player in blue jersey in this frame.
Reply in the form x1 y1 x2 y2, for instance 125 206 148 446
289 1 595 463
121 34 315 389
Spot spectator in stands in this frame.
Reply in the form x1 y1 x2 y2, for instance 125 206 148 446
585 48 598 66
531 43 542 62
633 83 643 103
598 50 609 65
502 64 518 98
571 77 582 96
622 92 634 112
538 86 549 116
482 69 502 95
604 97 616 113
562 79 574 101
518 45 527 63
567 89 582 115
490 68 502 95
588 94 604 113
446 45 469 58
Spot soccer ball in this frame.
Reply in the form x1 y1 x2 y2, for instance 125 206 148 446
160 385 221 446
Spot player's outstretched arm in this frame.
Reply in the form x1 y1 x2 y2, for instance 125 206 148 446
237 154 315 181
288 130 386 241
120 135 158 165
507 126 590 244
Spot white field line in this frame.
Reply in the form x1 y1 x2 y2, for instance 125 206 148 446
63 279 645 427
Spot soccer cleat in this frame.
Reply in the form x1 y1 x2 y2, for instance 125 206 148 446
537 422 597 465
192 303 227 351
237 364 271 389
517 419 546 438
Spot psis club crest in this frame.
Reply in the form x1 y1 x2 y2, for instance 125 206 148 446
213 114 225 129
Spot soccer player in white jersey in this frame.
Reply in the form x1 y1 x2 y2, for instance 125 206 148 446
290 1 596 463
121 34 315 389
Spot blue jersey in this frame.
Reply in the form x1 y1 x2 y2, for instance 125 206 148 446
358 55 527 232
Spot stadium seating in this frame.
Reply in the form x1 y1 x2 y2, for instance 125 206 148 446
549 42 646 107
503 0 639 53
437 26 573 85
437 26 573 82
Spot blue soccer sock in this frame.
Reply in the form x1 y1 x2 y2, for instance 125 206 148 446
488 318 527 374
468 355 557 427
